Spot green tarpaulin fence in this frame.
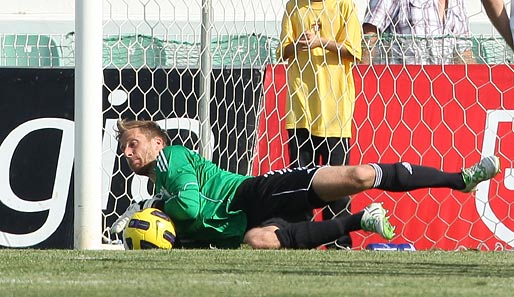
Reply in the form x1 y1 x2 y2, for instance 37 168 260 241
0 33 512 67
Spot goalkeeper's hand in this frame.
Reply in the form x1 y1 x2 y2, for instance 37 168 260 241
110 196 163 234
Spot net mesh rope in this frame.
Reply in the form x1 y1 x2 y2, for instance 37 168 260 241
98 0 514 250
2 0 512 250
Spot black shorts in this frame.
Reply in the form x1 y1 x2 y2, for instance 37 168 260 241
230 167 328 230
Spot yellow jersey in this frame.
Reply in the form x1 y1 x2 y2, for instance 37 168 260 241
278 0 362 138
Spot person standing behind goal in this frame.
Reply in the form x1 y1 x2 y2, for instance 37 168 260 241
361 0 475 65
481 0 514 51
276 0 362 249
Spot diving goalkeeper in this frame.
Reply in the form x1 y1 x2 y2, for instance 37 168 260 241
110 119 500 249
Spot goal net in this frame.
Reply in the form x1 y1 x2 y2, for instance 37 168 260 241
95 0 513 250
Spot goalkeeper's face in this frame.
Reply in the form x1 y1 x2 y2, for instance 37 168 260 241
120 127 165 176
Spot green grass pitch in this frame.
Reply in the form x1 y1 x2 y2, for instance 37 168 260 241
1 249 513 296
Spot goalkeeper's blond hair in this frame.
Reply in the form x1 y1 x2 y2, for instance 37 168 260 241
116 119 170 145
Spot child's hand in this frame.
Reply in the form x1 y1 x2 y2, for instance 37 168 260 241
296 30 322 50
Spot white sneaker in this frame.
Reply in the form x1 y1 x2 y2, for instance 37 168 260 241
361 203 395 240
461 156 500 193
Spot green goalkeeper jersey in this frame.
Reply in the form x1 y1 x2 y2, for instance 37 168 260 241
154 145 252 248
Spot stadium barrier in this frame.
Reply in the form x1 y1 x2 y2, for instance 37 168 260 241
0 34 61 67
2 33 512 68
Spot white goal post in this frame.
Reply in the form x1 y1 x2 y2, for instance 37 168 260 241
74 0 103 250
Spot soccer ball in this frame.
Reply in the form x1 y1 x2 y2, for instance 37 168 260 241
123 208 177 250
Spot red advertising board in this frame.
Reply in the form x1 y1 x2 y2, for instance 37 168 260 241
254 64 514 250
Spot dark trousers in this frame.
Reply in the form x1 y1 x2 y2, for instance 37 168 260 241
287 128 352 247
